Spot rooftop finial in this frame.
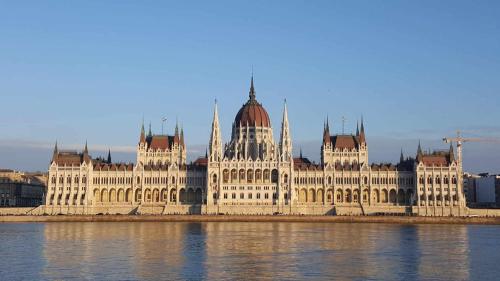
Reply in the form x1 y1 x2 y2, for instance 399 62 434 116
107 149 112 164
249 74 256 100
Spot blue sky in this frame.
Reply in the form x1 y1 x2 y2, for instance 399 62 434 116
1 1 499 172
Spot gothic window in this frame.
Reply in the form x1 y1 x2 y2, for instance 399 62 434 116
231 169 237 182
263 169 270 182
223 169 229 183
247 169 253 183
271 169 278 183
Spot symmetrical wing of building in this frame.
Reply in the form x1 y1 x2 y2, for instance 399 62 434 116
43 77 466 216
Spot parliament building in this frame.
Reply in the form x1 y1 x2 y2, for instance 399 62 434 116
41 77 466 216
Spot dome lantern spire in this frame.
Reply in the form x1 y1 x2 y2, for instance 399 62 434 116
249 75 256 101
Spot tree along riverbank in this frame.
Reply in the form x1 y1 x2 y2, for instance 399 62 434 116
1 215 500 224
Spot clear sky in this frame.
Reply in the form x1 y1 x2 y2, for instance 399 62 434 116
1 1 499 173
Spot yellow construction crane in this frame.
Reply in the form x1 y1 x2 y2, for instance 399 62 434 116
443 131 500 169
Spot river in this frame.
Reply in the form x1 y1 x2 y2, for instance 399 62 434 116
0 222 499 280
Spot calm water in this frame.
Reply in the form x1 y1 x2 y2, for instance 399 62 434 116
0 222 499 281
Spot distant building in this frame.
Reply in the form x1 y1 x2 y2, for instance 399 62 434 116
40 76 467 216
463 173 500 208
0 169 46 207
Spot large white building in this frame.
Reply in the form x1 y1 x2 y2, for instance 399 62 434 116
41 77 467 216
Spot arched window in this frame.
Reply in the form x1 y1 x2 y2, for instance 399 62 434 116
223 169 229 183
247 169 254 183
271 170 279 183
212 174 217 184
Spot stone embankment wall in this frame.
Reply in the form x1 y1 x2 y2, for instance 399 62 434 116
2 205 500 218
1 215 500 225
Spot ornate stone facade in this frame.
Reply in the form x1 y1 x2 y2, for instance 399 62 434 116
41 77 466 216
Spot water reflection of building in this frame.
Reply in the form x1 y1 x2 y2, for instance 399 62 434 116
416 225 470 281
40 222 473 280
42 222 206 280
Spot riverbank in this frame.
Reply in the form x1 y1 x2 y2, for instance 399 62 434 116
1 215 500 224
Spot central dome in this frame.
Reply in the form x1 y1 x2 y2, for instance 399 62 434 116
234 77 271 128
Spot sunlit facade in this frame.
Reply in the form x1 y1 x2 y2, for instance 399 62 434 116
42 77 466 216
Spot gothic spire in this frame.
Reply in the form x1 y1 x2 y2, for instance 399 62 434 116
417 140 423 162
359 116 366 144
209 100 222 162
249 75 256 101
180 126 185 147
140 121 146 143
279 99 292 161
84 140 88 154
107 149 112 164
175 117 179 135
52 141 58 162
400 148 404 163
323 115 331 144
148 122 152 138
356 121 360 136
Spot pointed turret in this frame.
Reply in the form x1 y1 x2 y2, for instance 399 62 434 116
174 120 180 144
148 122 152 138
449 143 455 163
300 147 303 159
140 121 146 143
52 141 58 162
417 141 423 162
180 126 185 148
400 148 404 163
107 149 112 164
356 121 360 136
209 100 223 162
249 75 256 101
359 116 366 144
323 116 331 144
83 141 91 163
279 100 292 161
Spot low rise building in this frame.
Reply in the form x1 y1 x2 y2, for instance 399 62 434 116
0 169 46 207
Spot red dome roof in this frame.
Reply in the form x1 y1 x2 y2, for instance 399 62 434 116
235 101 271 127
234 77 271 128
